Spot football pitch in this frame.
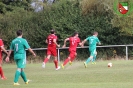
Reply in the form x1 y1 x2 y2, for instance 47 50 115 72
0 60 133 88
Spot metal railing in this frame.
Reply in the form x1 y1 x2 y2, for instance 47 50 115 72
32 44 133 61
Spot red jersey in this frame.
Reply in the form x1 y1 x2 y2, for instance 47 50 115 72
0 39 4 58
69 37 80 51
47 34 57 48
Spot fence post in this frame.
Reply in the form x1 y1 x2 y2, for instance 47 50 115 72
126 46 128 60
57 48 60 63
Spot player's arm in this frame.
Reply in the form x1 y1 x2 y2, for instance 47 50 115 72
53 39 60 47
6 42 13 62
6 50 13 62
81 39 87 47
97 38 101 45
45 39 48 44
98 42 101 45
79 42 82 46
78 38 82 47
0 40 8 54
24 40 36 57
0 46 8 55
62 38 69 48
28 48 36 57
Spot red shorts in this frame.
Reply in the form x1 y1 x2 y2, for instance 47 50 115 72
69 50 76 59
47 47 57 56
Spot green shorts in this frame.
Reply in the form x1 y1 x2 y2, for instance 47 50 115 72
15 59 26 68
89 48 96 56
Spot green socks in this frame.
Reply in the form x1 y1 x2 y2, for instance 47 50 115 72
92 55 96 62
14 70 21 83
14 70 27 83
86 58 91 64
21 71 27 82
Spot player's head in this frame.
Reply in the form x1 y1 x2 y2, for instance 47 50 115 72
72 31 79 37
93 31 98 36
16 30 23 36
50 29 55 34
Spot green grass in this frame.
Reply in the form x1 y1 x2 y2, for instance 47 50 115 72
0 60 133 88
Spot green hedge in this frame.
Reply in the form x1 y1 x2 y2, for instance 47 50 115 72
0 0 133 61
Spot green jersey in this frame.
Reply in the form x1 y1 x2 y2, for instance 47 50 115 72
86 36 100 50
10 37 30 60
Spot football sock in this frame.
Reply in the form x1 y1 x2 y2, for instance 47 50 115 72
70 55 76 62
86 58 91 64
63 58 69 66
14 70 21 83
54 60 58 68
92 55 96 62
0 67 4 77
21 71 27 82
44 58 49 63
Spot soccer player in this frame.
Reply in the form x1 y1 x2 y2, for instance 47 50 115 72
0 38 9 80
6 30 36 85
82 31 101 68
42 30 60 70
61 32 81 69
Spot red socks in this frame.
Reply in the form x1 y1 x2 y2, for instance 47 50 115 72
63 55 76 66
43 58 49 63
44 58 59 68
63 58 69 66
0 67 4 77
54 60 58 68
70 55 76 62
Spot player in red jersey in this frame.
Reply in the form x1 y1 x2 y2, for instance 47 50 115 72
0 39 9 80
42 30 60 70
61 32 82 69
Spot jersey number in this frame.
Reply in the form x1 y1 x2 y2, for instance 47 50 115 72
90 39 94 44
48 39 52 44
15 44 18 52
72 39 75 45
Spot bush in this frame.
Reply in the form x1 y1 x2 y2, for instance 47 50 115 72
0 0 133 61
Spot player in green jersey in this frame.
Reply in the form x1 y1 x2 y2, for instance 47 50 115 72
82 32 101 68
6 30 36 85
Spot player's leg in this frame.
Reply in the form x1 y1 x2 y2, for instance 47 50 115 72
86 49 96 64
85 49 94 64
0 57 7 80
62 56 71 67
43 49 51 63
14 68 21 85
0 66 7 80
84 56 93 68
14 59 22 85
21 68 30 84
21 69 27 82
92 51 97 64
20 59 29 84
84 49 93 68
86 56 93 64
70 52 77 64
53 56 60 70
43 55 51 64
61 50 73 68
52 48 60 70
42 49 51 68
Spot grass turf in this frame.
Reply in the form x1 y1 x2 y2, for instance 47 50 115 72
0 60 133 88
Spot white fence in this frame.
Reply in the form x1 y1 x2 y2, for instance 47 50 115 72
32 44 133 61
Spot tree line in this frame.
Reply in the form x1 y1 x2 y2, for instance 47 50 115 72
0 0 133 60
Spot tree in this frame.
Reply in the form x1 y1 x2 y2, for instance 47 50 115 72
0 0 32 14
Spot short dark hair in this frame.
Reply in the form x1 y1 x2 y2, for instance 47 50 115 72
72 31 78 37
50 29 55 34
16 30 22 36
